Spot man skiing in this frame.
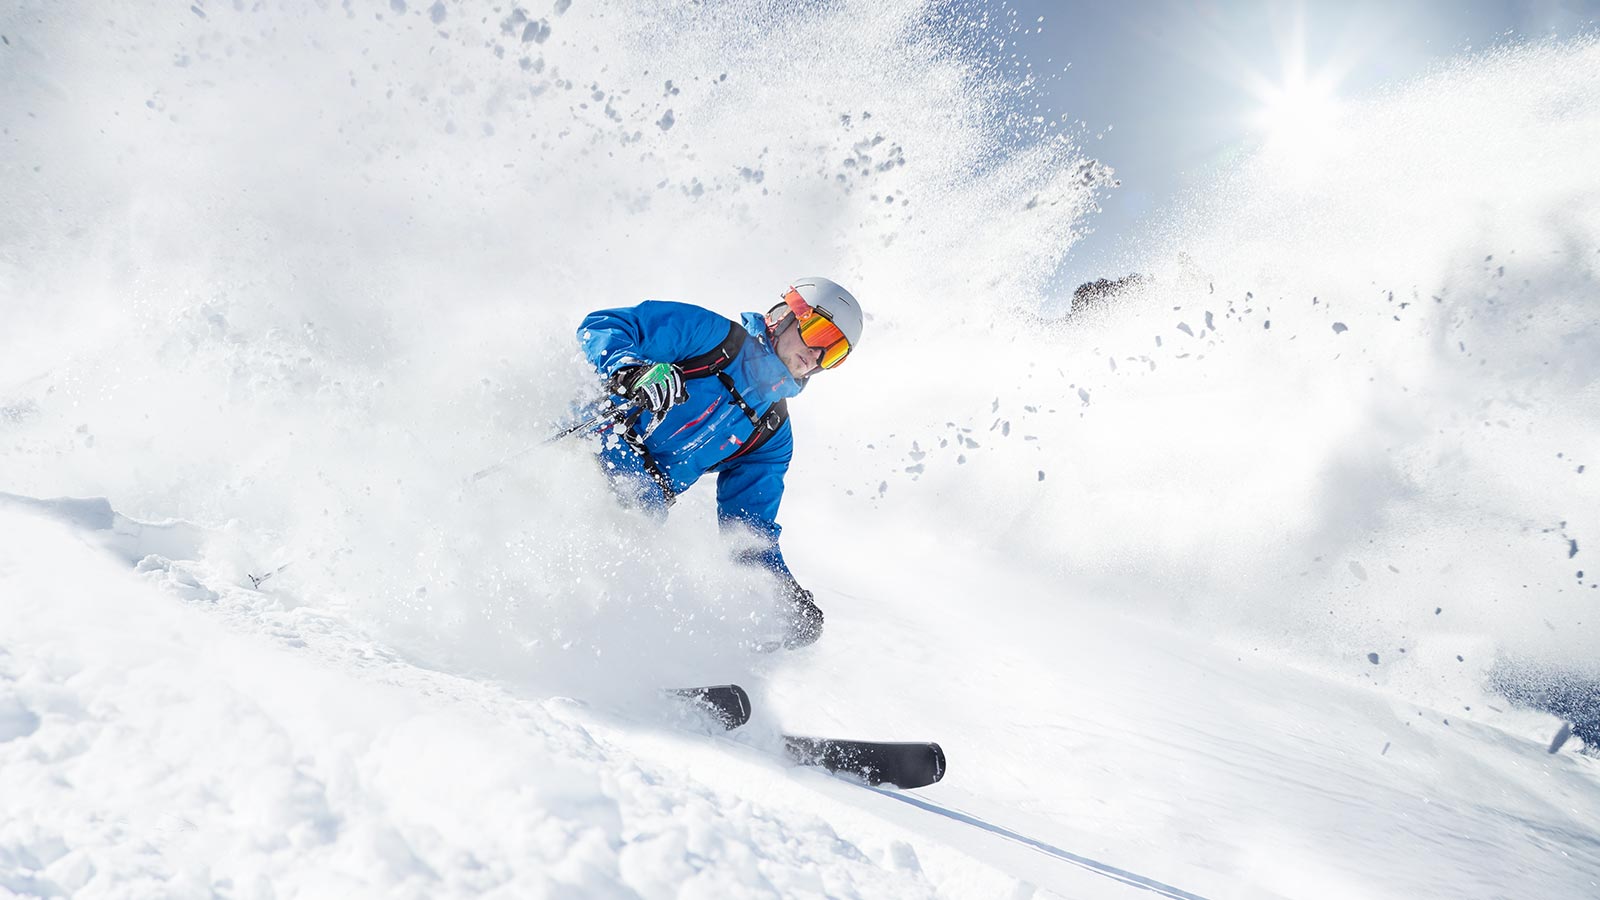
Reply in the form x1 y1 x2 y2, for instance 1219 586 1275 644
576 277 864 648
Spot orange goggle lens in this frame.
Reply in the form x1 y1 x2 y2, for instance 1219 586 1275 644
797 312 850 369
782 287 852 370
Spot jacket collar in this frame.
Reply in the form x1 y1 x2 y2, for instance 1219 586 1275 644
740 312 806 400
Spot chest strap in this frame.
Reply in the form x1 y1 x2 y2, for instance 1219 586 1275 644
678 319 789 466
716 399 787 468
712 369 788 469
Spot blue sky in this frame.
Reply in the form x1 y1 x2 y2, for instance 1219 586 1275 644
978 0 1600 296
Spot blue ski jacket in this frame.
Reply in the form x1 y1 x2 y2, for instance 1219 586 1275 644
577 301 806 580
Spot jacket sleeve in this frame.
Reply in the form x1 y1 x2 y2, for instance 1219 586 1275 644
577 301 733 378
715 421 795 581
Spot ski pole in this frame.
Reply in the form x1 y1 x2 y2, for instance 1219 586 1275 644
248 403 634 588
247 560 292 589
466 400 632 483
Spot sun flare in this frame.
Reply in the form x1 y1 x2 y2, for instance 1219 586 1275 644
1253 73 1343 165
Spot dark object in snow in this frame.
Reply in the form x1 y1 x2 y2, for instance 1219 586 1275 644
1549 722 1573 754
1368 652 1381 665
667 685 946 788
247 560 293 589
784 736 946 789
669 684 751 729
1490 659 1600 752
1332 322 1349 334
1070 273 1149 317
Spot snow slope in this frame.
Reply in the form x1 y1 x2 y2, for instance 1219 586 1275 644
3 2 1599 897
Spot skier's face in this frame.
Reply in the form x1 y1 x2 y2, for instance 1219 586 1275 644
775 322 824 380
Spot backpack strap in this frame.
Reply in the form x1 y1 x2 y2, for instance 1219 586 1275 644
676 320 748 379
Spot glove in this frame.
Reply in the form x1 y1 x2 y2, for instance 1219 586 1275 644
782 582 824 649
609 362 687 415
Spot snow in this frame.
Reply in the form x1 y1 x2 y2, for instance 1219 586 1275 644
3 1 1599 897
0 505 959 898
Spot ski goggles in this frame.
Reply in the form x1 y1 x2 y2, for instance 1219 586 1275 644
775 287 852 370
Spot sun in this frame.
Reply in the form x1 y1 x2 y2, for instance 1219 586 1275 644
1252 71 1343 166
1235 13 1353 178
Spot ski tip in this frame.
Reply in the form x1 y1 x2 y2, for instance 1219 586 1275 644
728 683 751 723
667 683 751 730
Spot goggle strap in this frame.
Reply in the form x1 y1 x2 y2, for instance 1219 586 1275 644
783 287 815 318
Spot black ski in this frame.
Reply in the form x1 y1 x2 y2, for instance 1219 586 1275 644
783 736 946 789
668 684 751 730
665 684 947 789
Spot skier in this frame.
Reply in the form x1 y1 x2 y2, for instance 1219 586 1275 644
576 277 864 648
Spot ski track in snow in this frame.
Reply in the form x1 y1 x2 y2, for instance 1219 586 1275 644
4 1 1600 897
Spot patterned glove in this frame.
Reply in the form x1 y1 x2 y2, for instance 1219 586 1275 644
609 362 688 415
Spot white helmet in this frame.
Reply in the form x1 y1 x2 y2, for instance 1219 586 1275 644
766 276 864 370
